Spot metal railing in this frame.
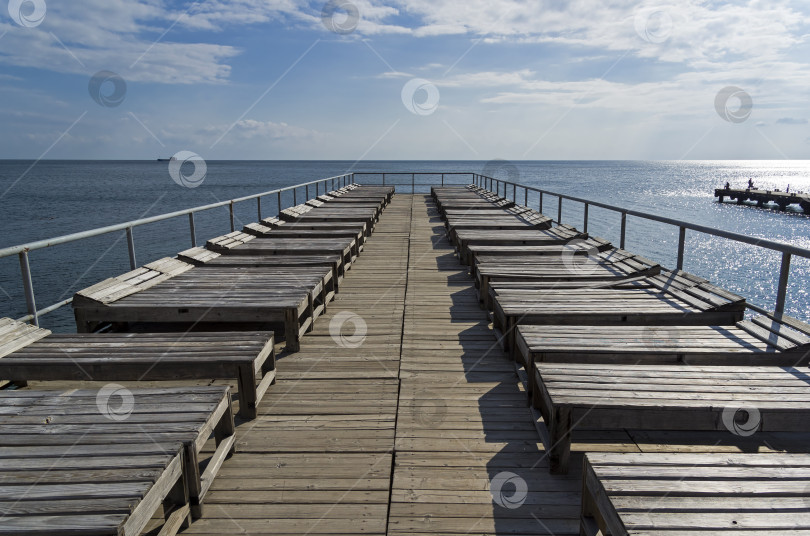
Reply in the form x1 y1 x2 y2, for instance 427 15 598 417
459 173 807 317
352 172 473 192
2 170 806 325
0 173 354 325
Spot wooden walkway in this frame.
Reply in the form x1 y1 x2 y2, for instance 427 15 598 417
21 194 810 535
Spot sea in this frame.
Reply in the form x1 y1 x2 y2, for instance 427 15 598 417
0 160 808 331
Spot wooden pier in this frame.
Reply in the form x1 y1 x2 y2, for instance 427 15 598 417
4 187 810 535
715 187 810 212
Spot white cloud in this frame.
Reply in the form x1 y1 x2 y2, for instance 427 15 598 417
377 70 413 78
174 119 323 146
0 0 239 84
223 119 321 140
386 0 806 67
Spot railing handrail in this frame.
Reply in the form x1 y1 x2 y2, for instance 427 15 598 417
471 175 810 259
456 173 804 316
2 170 806 325
352 171 804 316
0 173 352 259
3 172 355 325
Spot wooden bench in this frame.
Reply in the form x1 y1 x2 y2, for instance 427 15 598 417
581 452 810 535
0 319 275 419
532 363 810 473
72 260 330 352
476 248 659 309
0 385 235 524
493 270 746 351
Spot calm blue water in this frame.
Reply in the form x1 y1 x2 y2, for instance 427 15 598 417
1 160 808 331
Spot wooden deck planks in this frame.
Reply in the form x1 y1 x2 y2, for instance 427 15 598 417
179 193 411 536
11 188 810 536
391 195 582 536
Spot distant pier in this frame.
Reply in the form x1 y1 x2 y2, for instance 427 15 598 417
715 187 810 212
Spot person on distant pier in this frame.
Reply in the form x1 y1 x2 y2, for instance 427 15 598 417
748 179 754 189
724 181 730 190
786 185 790 193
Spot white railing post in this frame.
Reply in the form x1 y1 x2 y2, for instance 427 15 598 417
19 251 38 327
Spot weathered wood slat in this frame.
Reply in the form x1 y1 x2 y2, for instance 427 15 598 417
0 329 274 420
0 385 234 535
534 363 810 473
582 453 810 535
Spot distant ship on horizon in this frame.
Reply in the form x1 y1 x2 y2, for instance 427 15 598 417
156 156 177 162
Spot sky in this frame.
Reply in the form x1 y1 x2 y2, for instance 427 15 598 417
1 0 810 160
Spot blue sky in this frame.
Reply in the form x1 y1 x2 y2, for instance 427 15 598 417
1 0 810 160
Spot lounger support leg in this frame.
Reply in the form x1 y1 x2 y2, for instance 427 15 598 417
306 293 316 331
285 307 300 352
549 405 572 474
74 309 92 333
163 452 192 532
184 444 204 519
237 363 258 420
214 399 235 445
580 464 601 536
193 401 236 519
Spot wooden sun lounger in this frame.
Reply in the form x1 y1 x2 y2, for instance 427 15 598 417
492 270 746 351
533 363 810 473
322 195 390 207
333 184 394 204
284 205 379 230
244 219 365 241
179 246 345 291
72 258 331 352
467 237 615 276
0 386 235 524
431 187 514 211
581 452 810 535
454 225 589 265
517 314 810 404
307 199 383 219
250 217 370 238
0 319 275 419
431 185 500 199
476 248 659 309
434 197 515 212
206 231 358 269
445 215 553 242
243 220 366 248
0 439 190 535
517 314 810 368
